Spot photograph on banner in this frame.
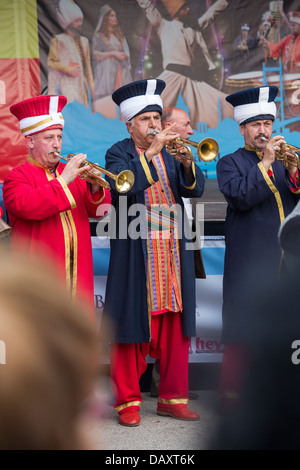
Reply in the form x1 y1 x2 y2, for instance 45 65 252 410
36 0 300 180
1 1 299 204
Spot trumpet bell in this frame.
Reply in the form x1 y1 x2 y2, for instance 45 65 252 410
167 136 219 162
54 152 135 193
197 138 219 162
115 170 135 193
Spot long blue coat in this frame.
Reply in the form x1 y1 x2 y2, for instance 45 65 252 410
102 138 205 343
217 147 299 343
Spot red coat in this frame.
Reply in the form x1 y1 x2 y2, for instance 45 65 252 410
3 157 110 315
268 34 300 73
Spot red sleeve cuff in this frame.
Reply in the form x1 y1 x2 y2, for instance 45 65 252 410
91 189 104 202
289 169 300 191
290 168 299 183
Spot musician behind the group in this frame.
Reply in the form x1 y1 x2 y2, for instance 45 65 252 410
101 78 205 427
3 94 110 316
216 85 300 410
161 106 206 280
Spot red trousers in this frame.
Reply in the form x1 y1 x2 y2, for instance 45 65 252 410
218 342 250 411
110 311 190 414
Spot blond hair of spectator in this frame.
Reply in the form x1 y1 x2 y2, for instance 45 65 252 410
0 250 100 450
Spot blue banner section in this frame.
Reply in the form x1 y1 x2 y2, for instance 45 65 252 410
92 239 225 276
93 247 111 275
201 247 225 275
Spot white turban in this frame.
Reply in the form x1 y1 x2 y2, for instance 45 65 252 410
112 79 165 121
57 0 83 30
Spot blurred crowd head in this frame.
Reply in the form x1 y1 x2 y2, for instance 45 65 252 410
0 249 100 450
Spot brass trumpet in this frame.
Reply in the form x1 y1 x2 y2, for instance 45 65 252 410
0 217 12 239
260 137 300 168
166 137 219 162
54 152 135 193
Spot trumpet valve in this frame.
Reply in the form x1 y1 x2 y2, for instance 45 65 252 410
166 139 194 161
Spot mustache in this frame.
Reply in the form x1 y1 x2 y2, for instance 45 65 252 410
146 129 160 137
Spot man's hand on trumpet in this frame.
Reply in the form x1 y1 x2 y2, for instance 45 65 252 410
261 135 285 167
173 143 194 183
60 153 107 193
60 153 91 185
261 135 298 180
144 123 179 162
172 141 193 169
84 166 108 194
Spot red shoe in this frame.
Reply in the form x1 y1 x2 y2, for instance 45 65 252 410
119 409 140 427
157 406 200 421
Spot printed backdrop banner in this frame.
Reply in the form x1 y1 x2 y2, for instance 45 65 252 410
0 0 299 183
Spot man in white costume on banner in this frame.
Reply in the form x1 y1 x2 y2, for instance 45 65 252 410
47 0 94 108
136 0 233 129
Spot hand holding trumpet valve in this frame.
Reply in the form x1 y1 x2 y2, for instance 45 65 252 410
260 136 299 180
145 123 179 162
170 139 194 171
261 135 285 167
60 153 92 186
58 152 108 192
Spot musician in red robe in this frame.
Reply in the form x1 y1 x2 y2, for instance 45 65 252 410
3 94 110 316
260 11 300 73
